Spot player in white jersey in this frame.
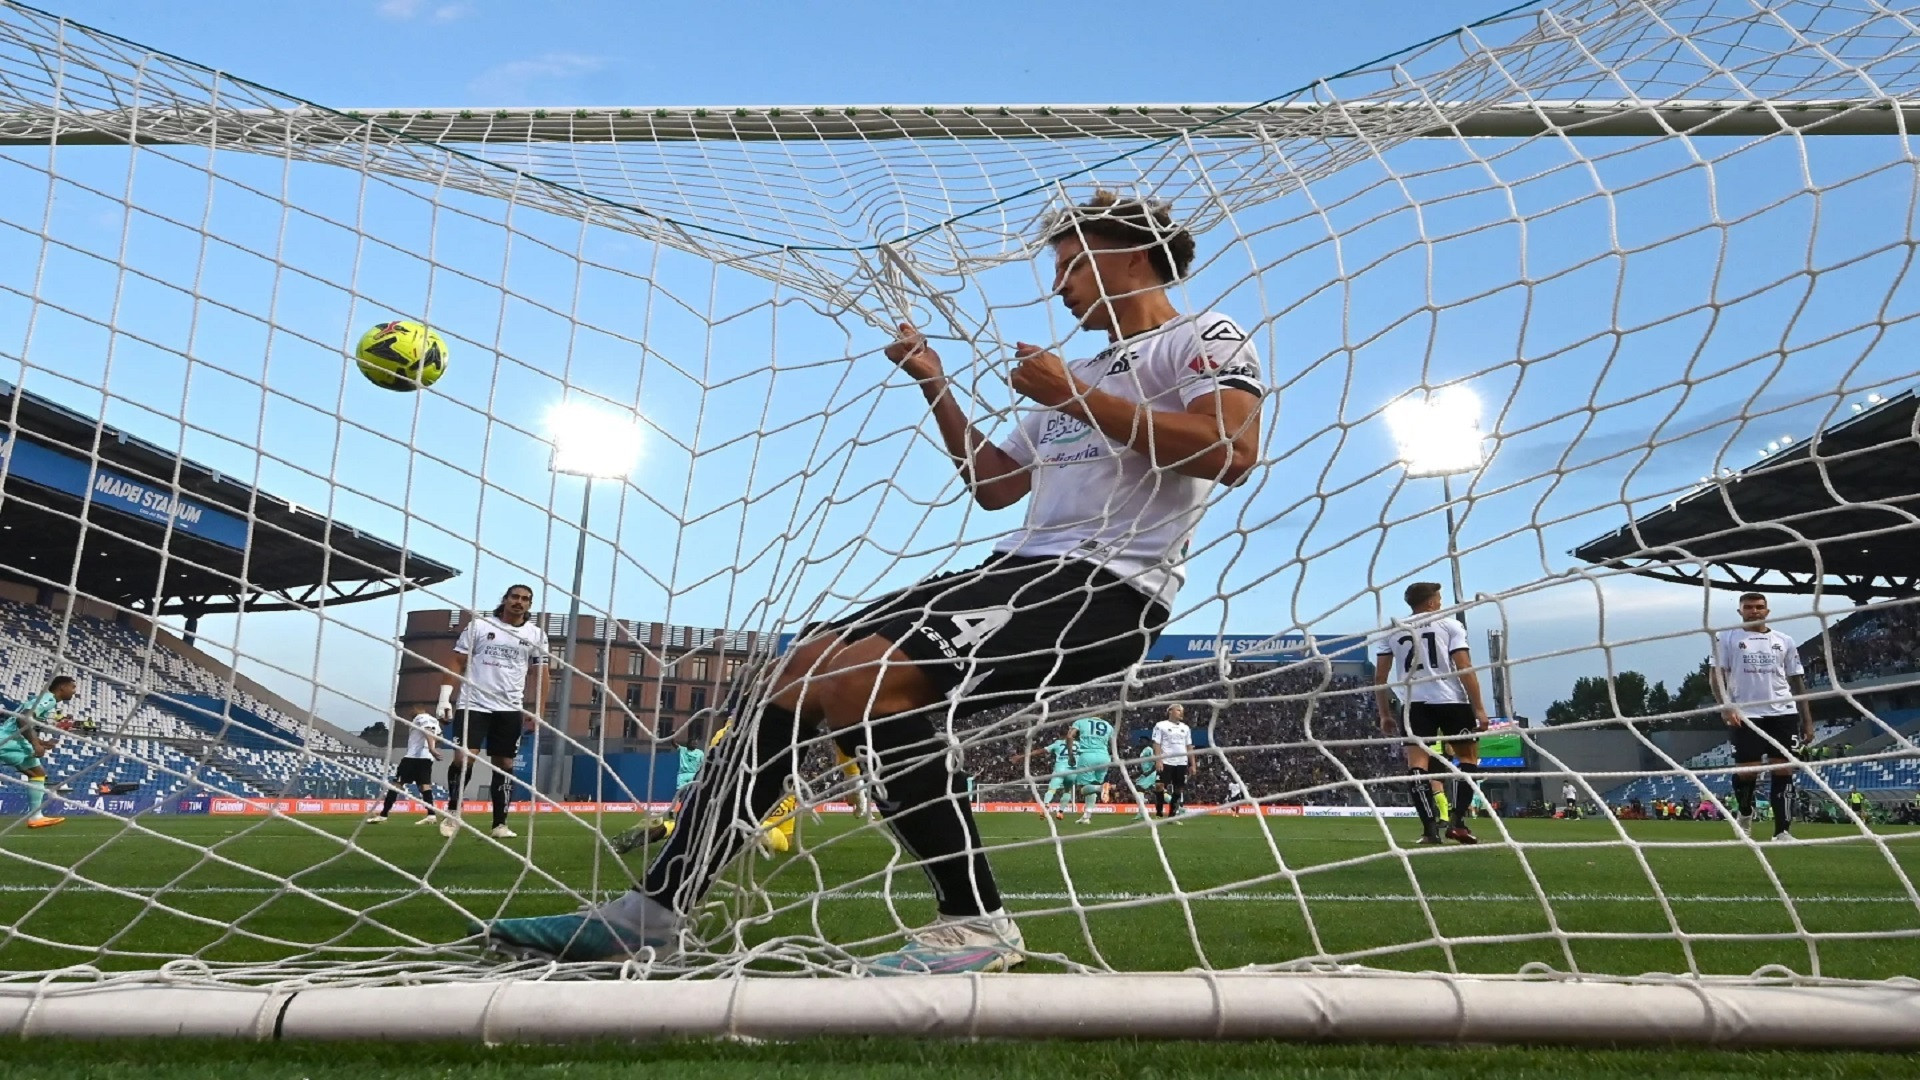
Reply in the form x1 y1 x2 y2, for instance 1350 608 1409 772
1373 581 1492 846
438 584 547 841
1151 704 1195 819
480 191 1265 974
1712 592 1813 841
367 708 444 824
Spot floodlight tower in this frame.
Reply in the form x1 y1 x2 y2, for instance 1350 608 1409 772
1384 386 1487 613
543 400 643 798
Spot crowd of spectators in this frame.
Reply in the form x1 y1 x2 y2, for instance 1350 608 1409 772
1804 602 1920 686
927 657 1402 808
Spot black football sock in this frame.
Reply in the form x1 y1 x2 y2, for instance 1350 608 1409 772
642 704 802 914
1408 767 1440 835
1771 772 1795 835
1732 774 1758 820
380 787 399 817
840 713 1002 918
1155 785 1166 817
1171 776 1186 816
445 761 466 813
1451 762 1478 828
490 770 510 828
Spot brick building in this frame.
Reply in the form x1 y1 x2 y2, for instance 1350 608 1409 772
397 609 765 751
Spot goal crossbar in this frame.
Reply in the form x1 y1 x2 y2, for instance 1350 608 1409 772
2 99 1917 147
6 975 1920 1046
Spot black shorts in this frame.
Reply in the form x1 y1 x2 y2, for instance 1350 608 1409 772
810 553 1170 714
454 709 524 759
395 757 434 786
1160 763 1190 789
1733 714 1802 762
1408 702 1477 741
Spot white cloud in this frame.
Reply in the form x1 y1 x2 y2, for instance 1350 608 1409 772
378 0 470 21
465 53 607 104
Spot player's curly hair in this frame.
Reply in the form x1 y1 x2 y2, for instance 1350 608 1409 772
1043 190 1194 284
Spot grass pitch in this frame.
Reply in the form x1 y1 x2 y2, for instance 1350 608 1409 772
0 808 1915 980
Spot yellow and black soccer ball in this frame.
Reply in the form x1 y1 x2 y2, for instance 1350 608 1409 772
353 320 448 392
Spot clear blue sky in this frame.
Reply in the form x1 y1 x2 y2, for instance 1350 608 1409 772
8 0 1912 735
45 1 1500 110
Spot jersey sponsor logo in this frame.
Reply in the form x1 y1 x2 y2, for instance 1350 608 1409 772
1105 356 1132 375
1199 320 1245 343
1040 412 1093 445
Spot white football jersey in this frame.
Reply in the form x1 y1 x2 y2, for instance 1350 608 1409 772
402 712 439 760
453 614 548 713
1715 628 1802 717
995 312 1265 608
1373 614 1471 705
1151 719 1193 765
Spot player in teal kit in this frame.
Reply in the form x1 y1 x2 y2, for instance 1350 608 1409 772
1133 742 1160 819
1065 715 1115 824
4 675 76 829
1040 736 1079 819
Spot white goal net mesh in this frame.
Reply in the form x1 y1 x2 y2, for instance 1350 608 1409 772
0 0 1918 995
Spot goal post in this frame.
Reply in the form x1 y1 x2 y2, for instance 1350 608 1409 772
2 0 1920 1046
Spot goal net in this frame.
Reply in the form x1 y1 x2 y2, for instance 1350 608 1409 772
2 0 1919 1043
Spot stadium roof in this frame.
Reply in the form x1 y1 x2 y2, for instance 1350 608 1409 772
1572 391 1920 602
0 380 459 623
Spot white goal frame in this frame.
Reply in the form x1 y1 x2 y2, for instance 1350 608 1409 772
6 0 1920 1047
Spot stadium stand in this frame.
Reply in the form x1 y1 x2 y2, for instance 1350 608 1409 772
0 597 383 802
948 659 1395 808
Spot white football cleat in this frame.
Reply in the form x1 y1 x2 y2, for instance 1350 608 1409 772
415 813 440 826
363 814 387 824
491 824 517 839
439 817 459 839
1075 814 1092 825
864 914 1026 976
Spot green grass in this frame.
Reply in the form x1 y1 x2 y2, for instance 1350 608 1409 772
2 1038 1919 1079
1 810 1916 980
2 811 1919 1070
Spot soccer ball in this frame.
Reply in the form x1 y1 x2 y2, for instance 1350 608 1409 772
353 320 448 392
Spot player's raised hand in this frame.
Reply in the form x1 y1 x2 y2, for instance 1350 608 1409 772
1009 342 1078 408
884 322 944 384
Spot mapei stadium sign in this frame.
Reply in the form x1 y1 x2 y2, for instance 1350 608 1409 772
0 435 249 549
1143 633 1368 663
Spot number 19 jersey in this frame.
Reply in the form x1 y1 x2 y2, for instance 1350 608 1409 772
1068 716 1114 764
1373 614 1470 705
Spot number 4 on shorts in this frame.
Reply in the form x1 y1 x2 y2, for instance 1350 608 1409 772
949 608 1011 651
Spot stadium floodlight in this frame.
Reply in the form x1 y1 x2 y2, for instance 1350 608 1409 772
1386 386 1486 609
1384 385 1485 479
547 400 644 478
543 401 642 794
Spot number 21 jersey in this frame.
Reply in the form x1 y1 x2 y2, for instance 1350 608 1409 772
1373 614 1470 705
